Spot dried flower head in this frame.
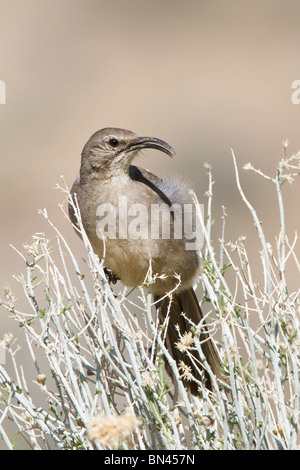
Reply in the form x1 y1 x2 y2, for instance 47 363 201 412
37 374 47 385
3 332 13 348
3 284 12 298
191 406 215 429
198 415 215 428
175 331 194 352
282 139 289 150
284 174 294 184
87 411 140 449
256 359 264 370
141 371 156 388
243 162 254 170
178 361 194 382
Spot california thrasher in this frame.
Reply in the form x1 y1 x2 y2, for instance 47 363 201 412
69 127 221 393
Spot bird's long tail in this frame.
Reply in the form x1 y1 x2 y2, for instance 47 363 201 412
155 288 221 394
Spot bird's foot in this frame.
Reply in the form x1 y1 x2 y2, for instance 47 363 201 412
103 267 119 285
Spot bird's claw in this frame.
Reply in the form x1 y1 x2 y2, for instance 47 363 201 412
104 267 119 284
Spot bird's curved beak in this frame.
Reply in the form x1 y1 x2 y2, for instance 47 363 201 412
124 136 175 158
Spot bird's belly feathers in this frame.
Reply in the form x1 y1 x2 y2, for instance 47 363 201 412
78 175 201 294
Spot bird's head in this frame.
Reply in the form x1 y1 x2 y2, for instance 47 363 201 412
80 127 175 181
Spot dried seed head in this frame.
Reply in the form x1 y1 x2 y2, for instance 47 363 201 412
87 412 140 449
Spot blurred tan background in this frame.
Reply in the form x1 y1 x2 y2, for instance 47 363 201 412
1 1 300 369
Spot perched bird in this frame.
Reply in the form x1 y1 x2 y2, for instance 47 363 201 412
69 127 221 393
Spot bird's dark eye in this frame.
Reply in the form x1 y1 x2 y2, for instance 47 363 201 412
108 138 119 148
